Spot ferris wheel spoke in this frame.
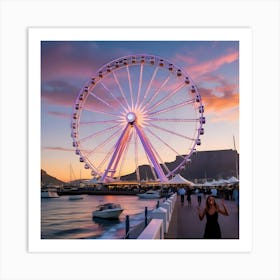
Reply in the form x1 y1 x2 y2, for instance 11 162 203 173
145 127 185 160
88 91 114 110
97 144 117 174
148 99 195 116
141 75 170 110
126 65 134 109
83 106 120 117
79 123 122 143
134 124 168 182
141 66 159 103
100 81 127 111
146 82 186 112
135 63 144 109
86 128 123 157
101 124 131 181
80 119 122 125
142 133 170 174
134 129 140 181
111 129 132 176
146 117 198 123
116 130 133 180
112 71 130 109
149 123 195 141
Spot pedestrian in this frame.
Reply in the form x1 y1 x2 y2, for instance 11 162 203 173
178 187 186 205
197 189 202 206
197 195 229 238
232 185 239 213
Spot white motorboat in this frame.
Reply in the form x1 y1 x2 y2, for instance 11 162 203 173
137 190 161 199
41 188 59 198
92 203 123 219
68 195 84 200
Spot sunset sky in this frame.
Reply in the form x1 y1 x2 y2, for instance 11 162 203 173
41 41 239 182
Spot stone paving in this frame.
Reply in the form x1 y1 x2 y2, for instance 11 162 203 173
165 194 239 239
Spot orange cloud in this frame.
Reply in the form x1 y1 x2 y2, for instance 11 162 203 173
201 90 239 112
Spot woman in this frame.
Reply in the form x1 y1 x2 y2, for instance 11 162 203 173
197 195 229 238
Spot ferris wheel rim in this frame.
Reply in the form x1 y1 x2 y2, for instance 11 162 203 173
71 54 205 182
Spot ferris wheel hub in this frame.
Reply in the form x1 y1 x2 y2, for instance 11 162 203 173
126 112 136 123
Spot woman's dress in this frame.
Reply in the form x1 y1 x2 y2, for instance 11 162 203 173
204 211 221 238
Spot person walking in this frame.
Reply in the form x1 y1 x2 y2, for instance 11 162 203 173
232 185 239 213
178 187 186 205
197 189 202 206
186 188 192 206
197 195 229 238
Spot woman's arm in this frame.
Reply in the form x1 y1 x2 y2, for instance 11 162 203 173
197 207 206 220
218 199 229 216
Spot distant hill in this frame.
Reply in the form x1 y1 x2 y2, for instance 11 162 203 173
41 169 65 186
121 149 239 181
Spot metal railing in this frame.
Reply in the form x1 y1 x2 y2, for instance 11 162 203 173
124 203 160 239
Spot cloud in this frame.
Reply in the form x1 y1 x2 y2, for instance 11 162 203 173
197 72 239 120
41 41 128 82
41 41 100 81
48 111 71 118
177 50 239 79
175 54 198 66
41 80 79 107
42 146 74 152
200 87 239 111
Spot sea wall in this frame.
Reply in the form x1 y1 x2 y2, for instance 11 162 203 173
137 193 177 239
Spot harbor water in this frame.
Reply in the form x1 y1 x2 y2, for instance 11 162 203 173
41 194 164 239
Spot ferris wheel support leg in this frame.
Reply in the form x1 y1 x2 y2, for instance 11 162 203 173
134 124 168 182
101 124 130 182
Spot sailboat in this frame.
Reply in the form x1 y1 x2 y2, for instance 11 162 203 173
68 165 84 200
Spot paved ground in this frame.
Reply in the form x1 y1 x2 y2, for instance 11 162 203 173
165 194 239 239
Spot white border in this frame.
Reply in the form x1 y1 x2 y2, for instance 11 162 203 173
1 1 279 279
28 27 252 253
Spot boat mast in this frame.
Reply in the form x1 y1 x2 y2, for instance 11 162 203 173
233 135 239 179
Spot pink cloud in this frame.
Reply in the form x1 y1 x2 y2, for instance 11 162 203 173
41 80 78 107
48 111 71 118
175 54 198 66
42 146 74 152
191 51 238 77
177 51 239 79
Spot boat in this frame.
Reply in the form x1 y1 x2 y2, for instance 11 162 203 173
41 187 59 198
92 203 123 219
137 190 161 199
68 195 84 200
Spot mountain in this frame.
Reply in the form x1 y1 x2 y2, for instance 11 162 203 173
41 149 239 184
121 149 239 181
41 169 65 186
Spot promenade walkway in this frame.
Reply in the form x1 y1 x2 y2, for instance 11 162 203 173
165 194 239 239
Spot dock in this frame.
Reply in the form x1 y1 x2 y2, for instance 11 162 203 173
165 195 239 239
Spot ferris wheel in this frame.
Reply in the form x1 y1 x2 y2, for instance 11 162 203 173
71 54 205 183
